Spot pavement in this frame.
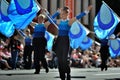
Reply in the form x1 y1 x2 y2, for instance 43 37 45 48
0 67 120 80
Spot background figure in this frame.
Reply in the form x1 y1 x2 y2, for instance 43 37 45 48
23 29 33 69
100 39 110 71
32 14 49 74
45 5 92 80
8 34 21 69
0 44 11 70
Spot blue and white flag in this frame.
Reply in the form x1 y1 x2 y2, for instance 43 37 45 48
109 38 120 58
79 36 93 50
69 21 86 49
0 0 15 37
8 0 38 30
70 38 83 49
45 31 54 51
93 1 120 39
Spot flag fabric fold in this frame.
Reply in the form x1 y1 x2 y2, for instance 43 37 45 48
0 0 15 37
45 31 54 51
8 0 38 30
93 1 120 39
69 21 86 49
79 36 93 50
109 38 120 58
14 0 33 15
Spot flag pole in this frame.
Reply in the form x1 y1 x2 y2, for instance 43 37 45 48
17 29 27 37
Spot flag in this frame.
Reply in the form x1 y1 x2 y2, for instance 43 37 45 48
8 0 38 30
0 0 15 37
70 38 83 49
93 1 120 40
109 38 120 58
45 31 54 51
69 21 86 49
79 36 93 50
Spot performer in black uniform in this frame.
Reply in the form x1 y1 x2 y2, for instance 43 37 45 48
45 5 92 80
32 14 49 74
100 39 110 71
23 29 33 69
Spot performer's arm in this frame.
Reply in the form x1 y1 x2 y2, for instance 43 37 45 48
30 22 37 28
51 10 60 19
44 10 60 28
69 5 92 25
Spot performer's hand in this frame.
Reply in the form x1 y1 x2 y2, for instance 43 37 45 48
41 8 47 13
90 31 95 34
84 5 93 14
87 5 93 11
57 8 62 13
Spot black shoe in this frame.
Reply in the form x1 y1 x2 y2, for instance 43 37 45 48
101 67 104 71
45 68 49 73
67 74 71 80
61 78 65 80
105 65 108 71
34 72 39 74
100 65 104 71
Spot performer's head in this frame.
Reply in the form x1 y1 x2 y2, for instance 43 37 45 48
60 6 70 20
38 14 45 23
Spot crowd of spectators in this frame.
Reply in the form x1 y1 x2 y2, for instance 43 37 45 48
0 37 120 70
69 43 120 68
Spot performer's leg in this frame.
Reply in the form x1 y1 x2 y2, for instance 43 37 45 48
34 51 40 74
40 53 49 73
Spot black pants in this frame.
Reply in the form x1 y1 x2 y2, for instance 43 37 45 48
100 45 110 67
33 37 48 73
23 45 33 69
55 36 71 79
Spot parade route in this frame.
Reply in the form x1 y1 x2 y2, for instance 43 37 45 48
0 67 120 80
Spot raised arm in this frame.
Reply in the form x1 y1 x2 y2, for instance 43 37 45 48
30 21 37 28
69 5 93 26
44 9 60 28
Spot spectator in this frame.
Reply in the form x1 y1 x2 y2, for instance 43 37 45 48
8 34 21 69
0 45 11 70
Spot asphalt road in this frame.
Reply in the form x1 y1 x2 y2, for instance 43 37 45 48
0 67 120 80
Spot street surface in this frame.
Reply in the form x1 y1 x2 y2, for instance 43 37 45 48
0 67 120 80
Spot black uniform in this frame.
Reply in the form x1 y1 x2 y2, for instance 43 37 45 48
100 39 110 71
32 23 48 74
23 36 33 69
53 20 71 80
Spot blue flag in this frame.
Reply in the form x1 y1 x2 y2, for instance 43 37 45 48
70 38 83 49
8 0 38 30
79 36 93 50
0 0 15 37
93 1 120 39
45 31 54 51
69 21 86 49
109 38 120 58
